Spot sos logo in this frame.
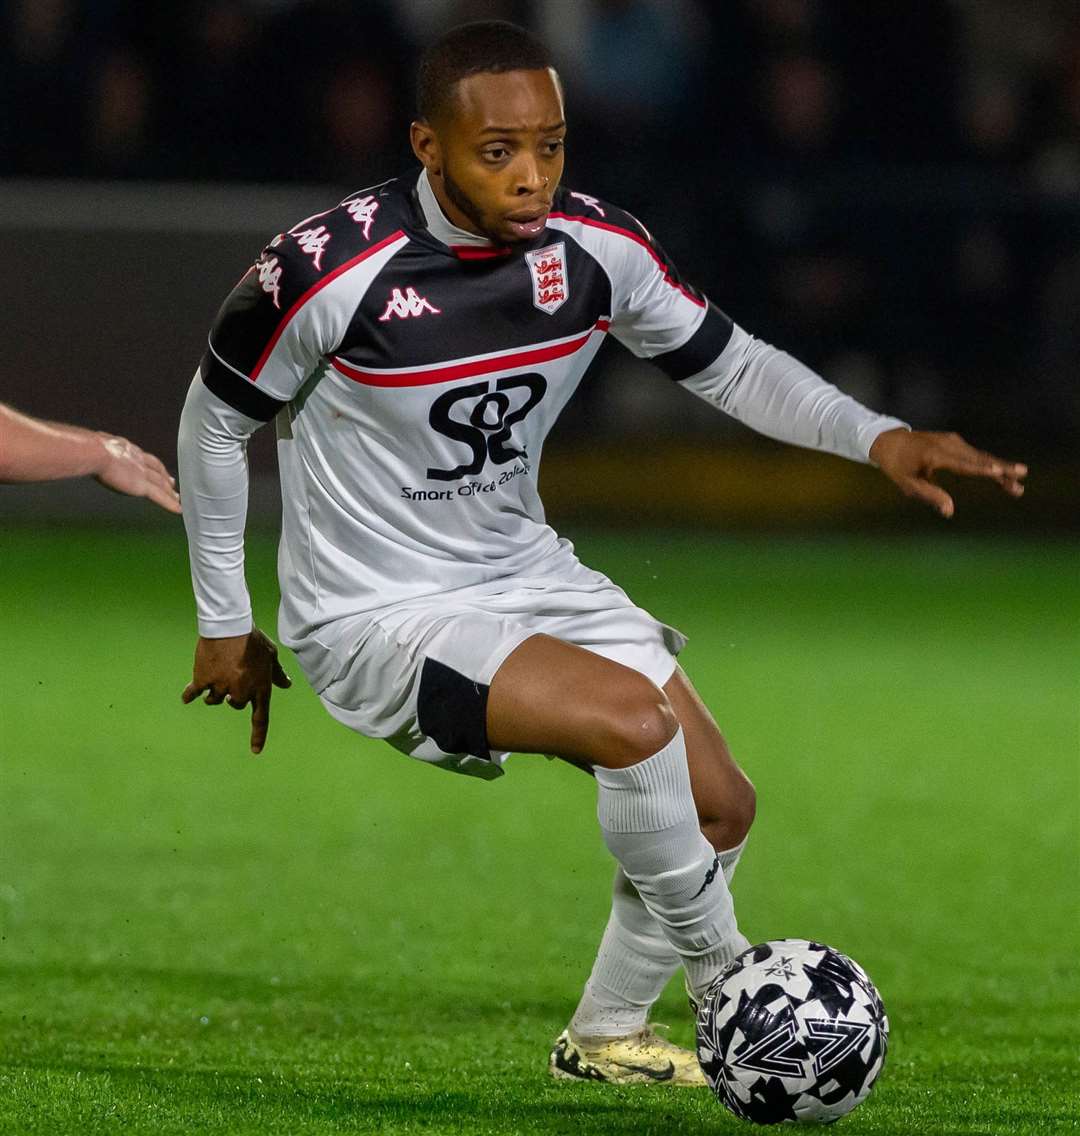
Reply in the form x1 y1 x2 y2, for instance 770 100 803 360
427 373 546 481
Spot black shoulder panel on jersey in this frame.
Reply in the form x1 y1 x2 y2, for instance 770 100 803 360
652 302 735 381
553 186 651 236
207 177 416 379
553 186 707 306
200 349 287 421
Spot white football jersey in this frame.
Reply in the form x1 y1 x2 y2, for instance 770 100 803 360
179 169 905 688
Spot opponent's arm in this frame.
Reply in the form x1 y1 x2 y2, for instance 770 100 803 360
0 401 181 512
177 375 290 754
680 326 1027 516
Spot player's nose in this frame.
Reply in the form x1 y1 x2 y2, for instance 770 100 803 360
513 157 546 195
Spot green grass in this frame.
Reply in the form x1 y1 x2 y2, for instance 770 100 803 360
1 527 1076 1135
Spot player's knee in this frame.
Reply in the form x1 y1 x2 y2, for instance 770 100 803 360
699 773 756 851
592 678 679 766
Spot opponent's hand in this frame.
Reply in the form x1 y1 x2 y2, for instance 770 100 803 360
94 433 182 514
181 629 292 754
869 428 1027 519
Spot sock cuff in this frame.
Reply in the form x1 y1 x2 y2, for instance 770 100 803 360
718 836 747 873
595 728 692 833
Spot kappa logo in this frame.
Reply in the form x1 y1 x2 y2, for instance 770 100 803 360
256 254 283 309
569 191 606 217
525 242 568 314
343 194 379 240
378 287 441 322
292 225 331 270
692 853 721 898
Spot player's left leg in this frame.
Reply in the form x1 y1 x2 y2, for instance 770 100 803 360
557 666 757 1082
665 665 756 888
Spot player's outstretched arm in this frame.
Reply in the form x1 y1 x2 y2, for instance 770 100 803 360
181 630 291 755
0 401 181 513
868 428 1027 519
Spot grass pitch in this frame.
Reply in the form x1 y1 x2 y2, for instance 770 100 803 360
0 526 1076 1135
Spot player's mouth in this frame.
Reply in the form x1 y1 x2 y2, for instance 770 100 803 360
505 207 550 240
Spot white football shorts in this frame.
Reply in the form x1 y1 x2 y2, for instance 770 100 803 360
311 557 686 780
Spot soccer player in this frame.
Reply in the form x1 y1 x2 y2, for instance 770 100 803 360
178 22 1027 1085
1 401 181 513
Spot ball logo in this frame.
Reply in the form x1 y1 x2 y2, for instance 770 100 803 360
427 373 547 481
525 242 568 314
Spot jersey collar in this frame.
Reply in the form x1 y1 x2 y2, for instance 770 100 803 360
416 169 512 259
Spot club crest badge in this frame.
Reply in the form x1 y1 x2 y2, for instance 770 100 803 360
525 242 568 315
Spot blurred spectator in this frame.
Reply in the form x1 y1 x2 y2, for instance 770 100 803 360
0 0 1075 452
2 0 86 174
84 44 153 175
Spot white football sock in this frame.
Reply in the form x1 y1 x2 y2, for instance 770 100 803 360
569 869 680 1040
719 836 747 886
594 728 744 1001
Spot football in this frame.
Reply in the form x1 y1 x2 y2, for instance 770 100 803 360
696 939 889 1125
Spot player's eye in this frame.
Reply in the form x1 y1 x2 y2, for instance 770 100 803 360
482 146 510 163
542 139 565 156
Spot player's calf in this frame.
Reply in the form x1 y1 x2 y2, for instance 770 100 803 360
594 726 746 1000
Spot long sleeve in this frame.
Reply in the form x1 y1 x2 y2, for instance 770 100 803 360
548 199 907 464
679 324 908 464
177 373 263 637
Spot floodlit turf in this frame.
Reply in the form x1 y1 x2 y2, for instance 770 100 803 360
1 526 1076 1135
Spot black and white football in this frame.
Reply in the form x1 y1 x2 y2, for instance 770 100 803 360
696 939 889 1124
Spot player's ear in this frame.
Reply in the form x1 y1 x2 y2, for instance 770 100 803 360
411 120 441 175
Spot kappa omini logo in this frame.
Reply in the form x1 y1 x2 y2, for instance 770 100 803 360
343 194 379 240
256 254 283 309
525 242 568 315
569 191 606 217
292 225 331 270
378 286 441 322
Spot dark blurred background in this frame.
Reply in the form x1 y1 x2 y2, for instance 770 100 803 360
1 0 1077 529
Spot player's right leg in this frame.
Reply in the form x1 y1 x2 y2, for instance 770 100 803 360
487 633 747 1007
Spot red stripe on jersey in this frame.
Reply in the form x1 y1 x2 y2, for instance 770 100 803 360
451 244 512 259
332 319 611 388
251 229 406 381
547 212 706 309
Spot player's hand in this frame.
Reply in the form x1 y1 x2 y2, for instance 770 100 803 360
181 629 292 754
869 428 1027 519
94 433 182 514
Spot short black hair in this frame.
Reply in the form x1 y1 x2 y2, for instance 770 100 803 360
417 20 554 123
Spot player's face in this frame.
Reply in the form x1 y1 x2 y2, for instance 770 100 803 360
412 68 566 245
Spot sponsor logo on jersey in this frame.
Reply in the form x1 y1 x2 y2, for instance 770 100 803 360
569 191 606 217
343 194 380 240
292 225 330 270
525 242 568 315
256 253 283 309
378 287 442 322
427 373 547 481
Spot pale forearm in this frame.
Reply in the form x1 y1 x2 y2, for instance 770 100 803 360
681 325 908 463
178 374 260 638
0 403 111 482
